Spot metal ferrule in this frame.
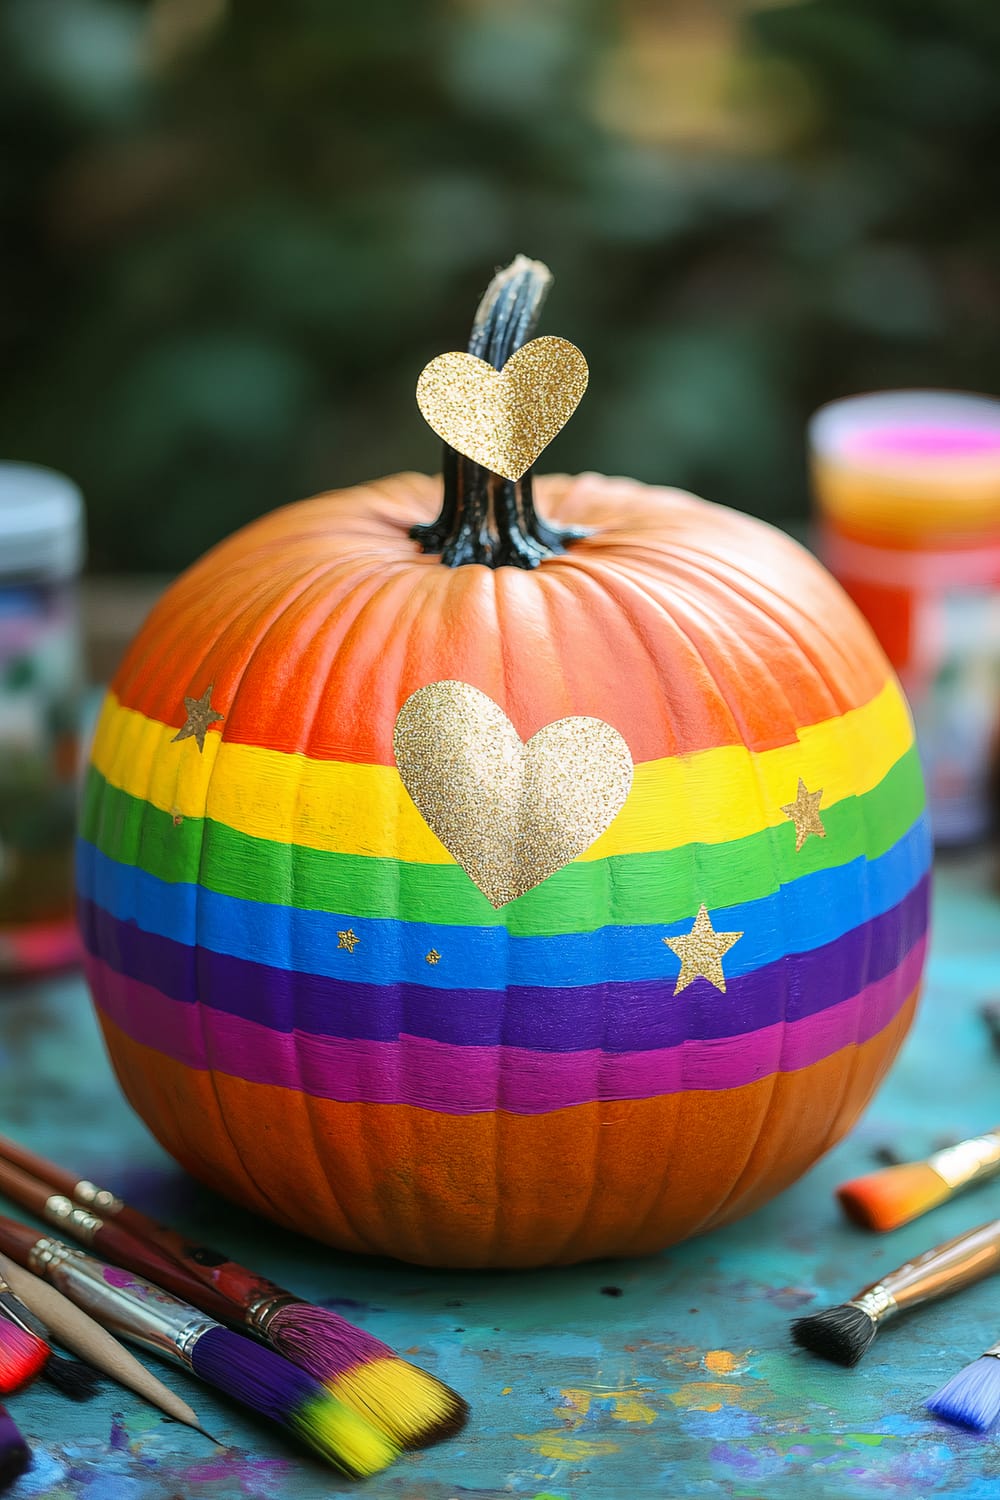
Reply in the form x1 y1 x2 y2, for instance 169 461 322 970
43 1195 103 1244
928 1133 1000 1192
245 1289 298 1336
849 1285 898 1324
27 1236 217 1368
73 1179 125 1216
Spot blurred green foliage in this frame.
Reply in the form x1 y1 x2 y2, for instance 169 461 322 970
1 0 999 572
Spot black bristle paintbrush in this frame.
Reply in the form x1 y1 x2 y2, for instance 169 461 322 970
0 1269 99 1400
0 1215 398 1478
792 1219 1000 1366
0 1134 467 1449
0 1402 30 1487
927 1339 1000 1432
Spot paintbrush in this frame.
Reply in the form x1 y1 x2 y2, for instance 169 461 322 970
0 1401 30 1488
837 1128 1000 1231
1 1267 98 1400
0 1252 209 1434
0 1156 217 1313
0 1217 398 1478
927 1338 1000 1432
0 1308 49 1394
791 1218 1000 1366
0 1135 467 1449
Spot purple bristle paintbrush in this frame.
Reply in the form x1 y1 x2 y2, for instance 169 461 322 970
0 1402 30 1487
0 1215 398 1479
0 1133 467 1449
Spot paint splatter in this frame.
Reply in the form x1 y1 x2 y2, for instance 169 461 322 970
667 1381 758 1414
559 1387 658 1426
516 1430 621 1461
704 1348 746 1375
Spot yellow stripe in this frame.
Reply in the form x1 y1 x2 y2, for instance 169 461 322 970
90 681 913 864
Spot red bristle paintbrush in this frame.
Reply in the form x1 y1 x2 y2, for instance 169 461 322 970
0 1309 49 1394
0 1134 467 1450
0 1214 397 1477
0 1401 30 1488
0 1267 99 1400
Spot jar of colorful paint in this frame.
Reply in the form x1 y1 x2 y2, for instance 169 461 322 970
811 390 1000 844
0 463 86 973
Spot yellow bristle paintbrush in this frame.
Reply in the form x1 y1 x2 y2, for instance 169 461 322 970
837 1128 1000 1232
0 1132 467 1450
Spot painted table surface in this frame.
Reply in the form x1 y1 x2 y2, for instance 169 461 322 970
0 854 998 1500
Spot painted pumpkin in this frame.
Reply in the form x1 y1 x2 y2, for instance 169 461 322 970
79 264 930 1268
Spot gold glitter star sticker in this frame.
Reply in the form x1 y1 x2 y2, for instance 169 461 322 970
781 778 826 852
171 685 224 753
337 929 360 953
425 949 441 965
663 905 743 996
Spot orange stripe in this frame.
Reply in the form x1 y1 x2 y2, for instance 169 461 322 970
111 474 891 765
98 988 917 1268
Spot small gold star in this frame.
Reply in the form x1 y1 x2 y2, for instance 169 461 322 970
171 685 224 753
425 949 441 965
663 905 743 995
781 777 826 852
337 929 360 953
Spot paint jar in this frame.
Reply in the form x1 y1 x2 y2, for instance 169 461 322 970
810 391 1000 844
0 463 86 973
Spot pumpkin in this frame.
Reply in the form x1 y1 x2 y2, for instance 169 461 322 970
79 262 930 1268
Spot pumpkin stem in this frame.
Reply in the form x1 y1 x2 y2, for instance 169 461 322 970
412 255 587 568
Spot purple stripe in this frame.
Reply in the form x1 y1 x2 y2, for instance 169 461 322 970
87 938 924 1113
79 875 929 1053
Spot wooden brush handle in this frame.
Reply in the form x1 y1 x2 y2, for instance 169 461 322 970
869 1218 1000 1311
90 1222 241 1325
0 1216 49 1268
0 1135 282 1318
0 1147 244 1322
0 1158 56 1219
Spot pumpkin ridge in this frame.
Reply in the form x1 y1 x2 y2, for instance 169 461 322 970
189 624 299 1234
248 573 407 1254
609 567 793 1248
656 583 808 1239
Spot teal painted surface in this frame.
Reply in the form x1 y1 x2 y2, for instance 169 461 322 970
0 855 998 1499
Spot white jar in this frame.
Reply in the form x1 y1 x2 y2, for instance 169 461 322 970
0 463 85 973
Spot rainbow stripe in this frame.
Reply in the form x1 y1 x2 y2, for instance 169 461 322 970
80 673 930 1118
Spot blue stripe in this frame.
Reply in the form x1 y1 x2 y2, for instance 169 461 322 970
75 814 931 991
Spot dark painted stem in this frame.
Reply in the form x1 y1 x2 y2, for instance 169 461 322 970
411 255 586 569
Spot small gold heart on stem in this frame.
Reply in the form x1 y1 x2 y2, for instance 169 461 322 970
415 336 589 482
393 681 633 909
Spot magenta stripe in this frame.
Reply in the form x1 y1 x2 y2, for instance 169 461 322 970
87 935 925 1115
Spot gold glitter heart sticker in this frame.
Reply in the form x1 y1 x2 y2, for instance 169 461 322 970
393 681 633 909
415 336 589 482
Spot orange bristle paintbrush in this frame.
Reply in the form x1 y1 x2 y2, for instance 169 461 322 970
837 1128 1000 1231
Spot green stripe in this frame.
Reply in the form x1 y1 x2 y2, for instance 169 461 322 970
80 745 925 937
